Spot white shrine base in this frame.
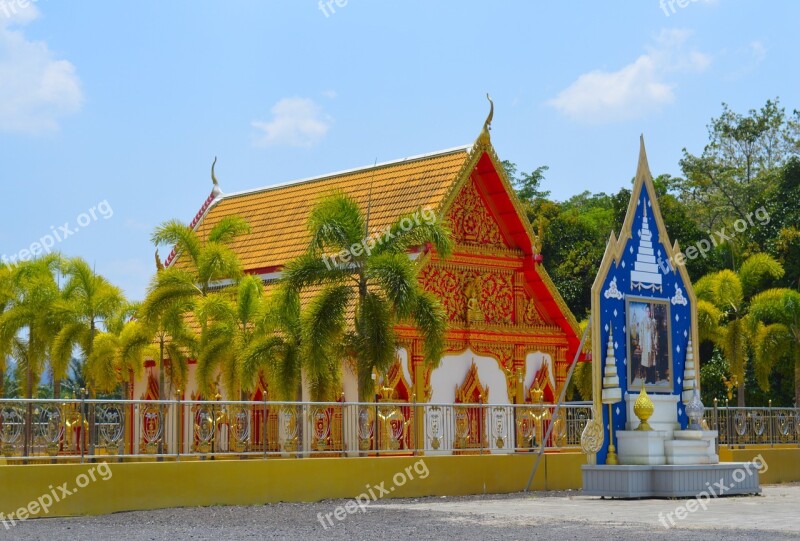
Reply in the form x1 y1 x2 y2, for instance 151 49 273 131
582 463 761 498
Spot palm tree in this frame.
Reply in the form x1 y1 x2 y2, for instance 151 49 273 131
141 289 197 400
86 303 152 399
149 216 250 298
0 255 62 455
0 257 61 399
50 258 125 398
144 216 250 398
3 363 18 398
0 263 12 397
195 274 265 398
283 193 452 401
695 254 784 406
61 357 87 399
242 285 336 401
750 288 800 406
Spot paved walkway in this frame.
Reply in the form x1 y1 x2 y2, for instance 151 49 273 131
5 485 799 540
379 485 799 534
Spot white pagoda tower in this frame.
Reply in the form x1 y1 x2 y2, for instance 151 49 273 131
630 202 662 292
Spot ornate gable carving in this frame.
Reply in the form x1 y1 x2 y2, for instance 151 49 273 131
455 362 489 404
529 361 556 404
522 297 547 326
385 358 412 401
446 178 508 249
419 266 514 325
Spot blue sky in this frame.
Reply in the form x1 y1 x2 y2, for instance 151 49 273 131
1 0 797 301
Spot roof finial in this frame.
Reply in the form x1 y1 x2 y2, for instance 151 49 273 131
211 156 222 197
478 93 494 145
155 249 164 271
636 135 652 184
484 93 494 132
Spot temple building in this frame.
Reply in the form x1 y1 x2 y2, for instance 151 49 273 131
133 107 582 452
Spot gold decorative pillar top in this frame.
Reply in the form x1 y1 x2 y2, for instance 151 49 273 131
634 388 655 431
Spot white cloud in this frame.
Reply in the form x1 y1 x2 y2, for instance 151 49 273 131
252 97 332 148
748 40 767 65
548 29 710 123
0 6 83 134
124 218 150 232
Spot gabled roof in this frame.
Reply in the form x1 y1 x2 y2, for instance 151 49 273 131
169 105 581 354
184 146 473 271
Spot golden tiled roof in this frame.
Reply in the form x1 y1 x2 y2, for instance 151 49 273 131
191 147 472 271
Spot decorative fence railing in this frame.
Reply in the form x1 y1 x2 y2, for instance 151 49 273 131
703 402 800 447
1 399 796 463
0 398 593 462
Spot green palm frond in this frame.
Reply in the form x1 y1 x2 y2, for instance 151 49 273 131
268 286 301 337
51 322 88 380
165 341 191 392
196 242 243 290
151 220 202 269
570 361 593 401
697 299 724 343
306 354 340 403
302 284 351 398
410 290 447 367
242 335 284 392
236 275 264 325
197 321 234 395
302 284 351 359
86 332 120 394
208 216 251 244
718 318 749 381
307 192 365 253
354 292 396 393
695 275 719 307
142 269 200 320
739 254 785 299
753 322 793 391
373 209 453 258
750 288 800 328
0 259 62 398
117 321 153 379
196 293 236 326
365 253 417 318
712 269 744 312
274 340 303 400
105 302 140 336
283 252 352 290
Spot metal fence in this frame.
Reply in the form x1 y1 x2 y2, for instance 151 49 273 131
704 401 800 447
3 398 795 463
0 398 593 462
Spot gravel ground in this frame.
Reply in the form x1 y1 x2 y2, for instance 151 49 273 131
5 487 799 541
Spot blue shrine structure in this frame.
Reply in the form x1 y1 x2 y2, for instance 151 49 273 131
581 138 761 498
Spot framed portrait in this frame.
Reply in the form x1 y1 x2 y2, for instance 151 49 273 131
625 296 672 392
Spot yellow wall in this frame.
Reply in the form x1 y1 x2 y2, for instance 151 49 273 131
2 448 797 519
718 447 800 485
0 453 586 519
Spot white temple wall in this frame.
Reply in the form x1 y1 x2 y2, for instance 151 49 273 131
430 349 510 404
523 351 555 393
426 349 510 454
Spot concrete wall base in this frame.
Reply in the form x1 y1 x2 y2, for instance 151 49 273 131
582 463 761 498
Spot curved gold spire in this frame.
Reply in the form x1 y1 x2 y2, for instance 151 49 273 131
478 93 494 145
211 156 219 187
155 250 164 271
484 93 494 132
